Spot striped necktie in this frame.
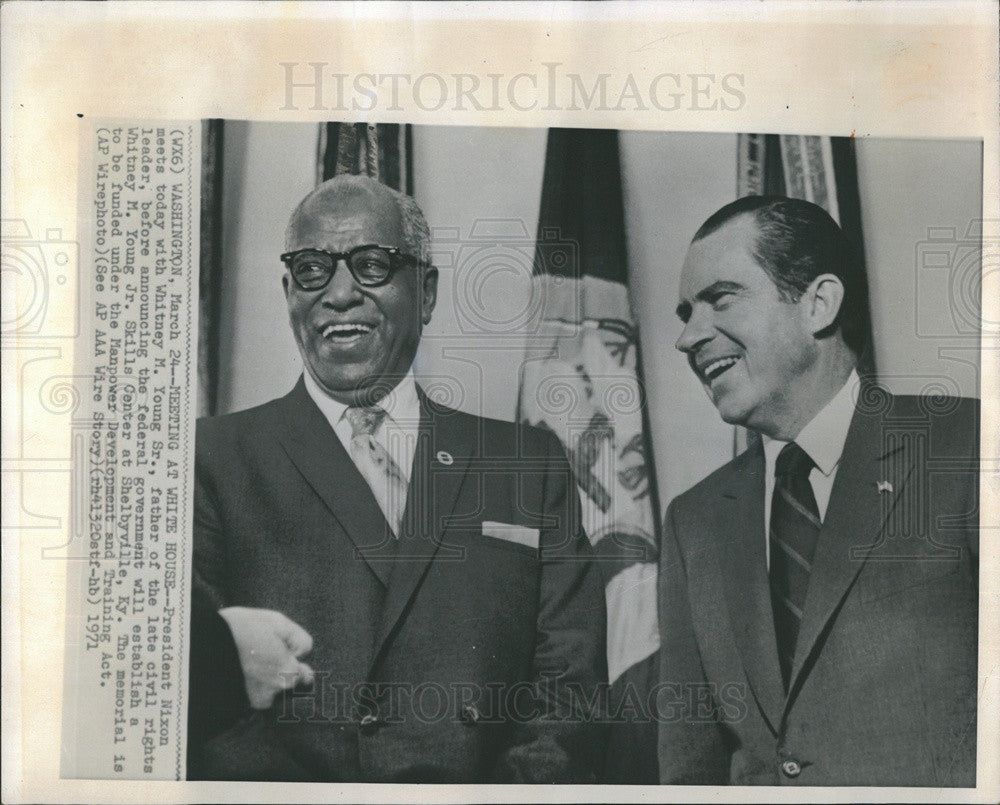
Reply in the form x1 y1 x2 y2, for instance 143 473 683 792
344 406 409 537
769 441 821 689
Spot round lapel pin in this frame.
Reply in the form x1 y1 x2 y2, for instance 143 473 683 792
436 450 454 466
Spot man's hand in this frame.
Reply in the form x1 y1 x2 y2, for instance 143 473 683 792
218 607 315 710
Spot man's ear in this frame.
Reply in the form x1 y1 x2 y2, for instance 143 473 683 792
282 273 290 299
421 265 439 325
805 273 845 336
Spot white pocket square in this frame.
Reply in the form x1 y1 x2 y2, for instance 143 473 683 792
482 521 540 551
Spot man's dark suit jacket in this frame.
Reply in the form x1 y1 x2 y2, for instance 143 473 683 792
658 391 979 786
188 378 607 782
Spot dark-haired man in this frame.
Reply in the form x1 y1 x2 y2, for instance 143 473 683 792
658 196 978 786
188 174 607 782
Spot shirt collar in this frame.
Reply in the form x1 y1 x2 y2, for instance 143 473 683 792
302 369 421 432
763 369 860 477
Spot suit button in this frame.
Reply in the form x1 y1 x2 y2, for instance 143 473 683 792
461 705 480 725
781 759 802 778
358 713 379 735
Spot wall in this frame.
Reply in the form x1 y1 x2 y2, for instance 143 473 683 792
217 121 315 413
215 122 982 509
411 125 548 422
856 137 983 399
621 131 741 500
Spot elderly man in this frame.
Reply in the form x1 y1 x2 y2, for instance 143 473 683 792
658 196 978 786
188 175 607 782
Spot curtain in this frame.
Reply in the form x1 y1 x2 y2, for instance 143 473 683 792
197 119 225 417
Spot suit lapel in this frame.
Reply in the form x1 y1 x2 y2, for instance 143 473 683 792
785 400 910 703
712 444 786 734
276 379 396 587
370 392 474 668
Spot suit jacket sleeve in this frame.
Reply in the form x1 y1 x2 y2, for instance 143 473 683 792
192 419 231 610
490 428 609 783
187 419 253 754
186 587 251 765
657 500 731 784
960 398 980 572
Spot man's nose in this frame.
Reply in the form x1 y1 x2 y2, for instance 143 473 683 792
675 307 713 354
321 260 363 307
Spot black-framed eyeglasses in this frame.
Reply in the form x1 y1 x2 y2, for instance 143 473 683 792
280 244 423 290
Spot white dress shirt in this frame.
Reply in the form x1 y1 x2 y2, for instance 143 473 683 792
762 370 860 567
303 369 421 487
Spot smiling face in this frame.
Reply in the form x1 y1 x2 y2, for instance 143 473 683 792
283 187 437 406
675 214 818 438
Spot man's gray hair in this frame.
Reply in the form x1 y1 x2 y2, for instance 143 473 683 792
285 173 431 264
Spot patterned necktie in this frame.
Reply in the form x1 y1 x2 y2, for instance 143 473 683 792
344 406 409 537
769 441 821 689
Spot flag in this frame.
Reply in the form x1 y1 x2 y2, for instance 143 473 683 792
738 133 873 373
318 122 412 192
517 128 660 783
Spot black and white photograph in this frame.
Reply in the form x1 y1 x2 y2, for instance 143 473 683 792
2 3 996 803
184 121 981 785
